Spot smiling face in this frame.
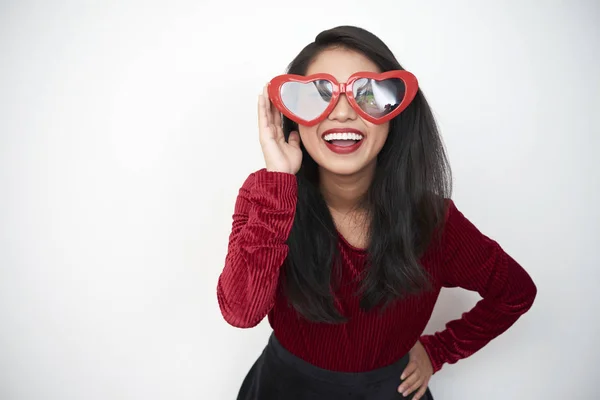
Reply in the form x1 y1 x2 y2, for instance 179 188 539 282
298 47 390 177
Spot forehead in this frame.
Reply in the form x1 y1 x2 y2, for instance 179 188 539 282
305 47 381 82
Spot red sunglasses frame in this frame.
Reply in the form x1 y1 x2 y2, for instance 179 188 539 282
267 70 419 126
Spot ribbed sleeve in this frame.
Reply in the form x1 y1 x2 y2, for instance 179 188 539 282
217 169 297 328
419 200 537 373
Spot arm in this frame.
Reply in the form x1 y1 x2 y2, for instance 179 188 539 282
216 169 297 328
419 200 537 373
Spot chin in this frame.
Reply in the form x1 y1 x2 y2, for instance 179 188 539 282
318 160 373 177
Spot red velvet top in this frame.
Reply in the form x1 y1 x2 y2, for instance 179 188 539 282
217 169 537 373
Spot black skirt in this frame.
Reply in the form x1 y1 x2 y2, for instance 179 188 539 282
237 333 434 400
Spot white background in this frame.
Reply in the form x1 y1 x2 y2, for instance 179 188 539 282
1 0 599 399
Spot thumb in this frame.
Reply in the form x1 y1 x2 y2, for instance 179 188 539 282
287 131 301 148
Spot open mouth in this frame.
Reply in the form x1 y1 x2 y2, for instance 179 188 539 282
322 132 364 147
321 131 365 154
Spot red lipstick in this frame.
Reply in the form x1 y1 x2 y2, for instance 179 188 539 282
321 128 364 155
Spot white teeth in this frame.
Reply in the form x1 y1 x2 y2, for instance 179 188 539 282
323 132 364 142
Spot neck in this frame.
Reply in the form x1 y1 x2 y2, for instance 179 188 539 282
319 163 376 213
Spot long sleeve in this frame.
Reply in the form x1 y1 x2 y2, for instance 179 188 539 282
419 200 537 373
217 169 297 328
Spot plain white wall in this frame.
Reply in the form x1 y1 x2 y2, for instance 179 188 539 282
1 0 598 398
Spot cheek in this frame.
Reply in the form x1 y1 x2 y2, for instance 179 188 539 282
298 126 319 148
368 123 390 148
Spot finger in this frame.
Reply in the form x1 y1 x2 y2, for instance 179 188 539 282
258 93 270 131
287 131 300 148
412 383 429 400
262 85 274 126
398 369 420 392
402 377 423 398
274 123 286 144
400 361 418 380
398 370 421 396
273 103 282 128
257 97 273 146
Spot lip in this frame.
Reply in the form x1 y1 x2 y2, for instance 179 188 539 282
321 128 365 155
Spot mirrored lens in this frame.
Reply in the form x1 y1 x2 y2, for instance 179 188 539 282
280 80 333 121
353 78 406 118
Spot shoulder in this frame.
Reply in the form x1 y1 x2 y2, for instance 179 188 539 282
424 197 481 258
442 198 459 224
441 198 487 239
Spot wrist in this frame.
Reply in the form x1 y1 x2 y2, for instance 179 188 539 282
265 166 295 175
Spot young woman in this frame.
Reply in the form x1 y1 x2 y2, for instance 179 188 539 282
217 25 537 400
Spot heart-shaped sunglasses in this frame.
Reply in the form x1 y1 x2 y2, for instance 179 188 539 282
267 70 418 126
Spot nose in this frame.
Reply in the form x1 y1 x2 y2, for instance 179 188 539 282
328 93 357 122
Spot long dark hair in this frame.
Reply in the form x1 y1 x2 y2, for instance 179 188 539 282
281 26 452 323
